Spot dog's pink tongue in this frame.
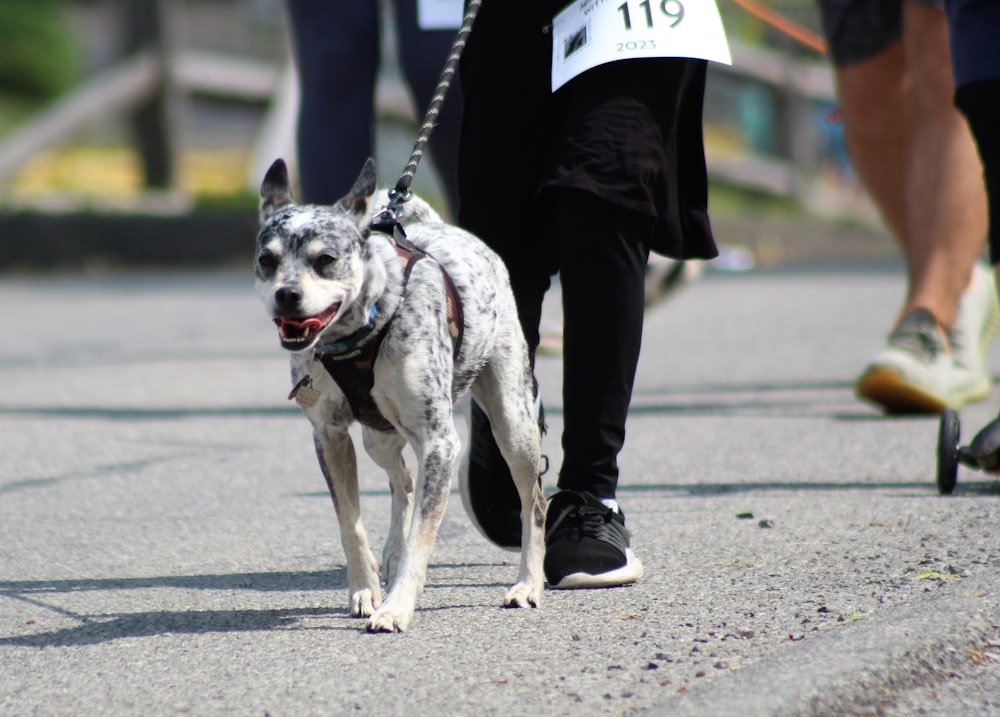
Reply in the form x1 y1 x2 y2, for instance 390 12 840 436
278 317 325 330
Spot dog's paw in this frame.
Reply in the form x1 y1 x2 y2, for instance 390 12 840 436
350 588 382 618
503 581 542 609
366 604 414 633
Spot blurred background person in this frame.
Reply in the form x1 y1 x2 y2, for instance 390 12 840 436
284 0 461 214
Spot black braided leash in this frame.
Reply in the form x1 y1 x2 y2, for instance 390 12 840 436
373 0 483 231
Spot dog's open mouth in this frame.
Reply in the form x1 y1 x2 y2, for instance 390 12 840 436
273 302 340 348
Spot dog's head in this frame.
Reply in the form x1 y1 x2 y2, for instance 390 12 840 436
255 158 378 352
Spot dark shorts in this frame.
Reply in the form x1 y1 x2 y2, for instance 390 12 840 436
955 80 1000 263
947 0 1000 87
817 0 945 67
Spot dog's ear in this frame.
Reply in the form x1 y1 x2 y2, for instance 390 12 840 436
260 159 295 222
336 158 378 228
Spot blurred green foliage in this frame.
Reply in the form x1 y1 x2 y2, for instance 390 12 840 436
708 178 801 219
0 0 77 101
192 190 260 213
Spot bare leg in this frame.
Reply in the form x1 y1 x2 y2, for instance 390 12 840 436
835 3 986 330
901 1 987 328
834 40 911 252
835 3 995 413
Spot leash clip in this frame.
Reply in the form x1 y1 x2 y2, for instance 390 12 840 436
371 187 412 236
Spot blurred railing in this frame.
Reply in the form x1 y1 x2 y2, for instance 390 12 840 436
0 0 285 191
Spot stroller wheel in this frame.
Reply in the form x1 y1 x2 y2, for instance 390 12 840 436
936 409 960 495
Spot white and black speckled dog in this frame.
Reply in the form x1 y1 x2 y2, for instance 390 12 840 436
254 158 544 632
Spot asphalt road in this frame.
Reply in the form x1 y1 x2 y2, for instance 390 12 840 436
1 266 998 716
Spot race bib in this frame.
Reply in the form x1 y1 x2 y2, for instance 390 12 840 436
551 0 732 91
418 0 464 30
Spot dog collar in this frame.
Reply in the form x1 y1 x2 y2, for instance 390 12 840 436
313 304 378 357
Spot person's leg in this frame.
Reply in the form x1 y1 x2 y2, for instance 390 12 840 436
285 0 379 204
393 0 462 217
540 188 650 589
457 186 653 581
831 2 985 327
831 42 911 248
823 0 995 412
898 2 999 412
819 0 910 243
454 0 559 550
898 0 987 328
553 191 651 499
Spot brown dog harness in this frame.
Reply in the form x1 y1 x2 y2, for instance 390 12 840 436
312 234 464 431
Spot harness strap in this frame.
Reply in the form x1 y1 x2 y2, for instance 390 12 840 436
318 332 392 431
316 234 464 431
387 234 464 358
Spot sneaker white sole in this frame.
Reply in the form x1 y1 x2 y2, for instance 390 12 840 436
855 365 955 414
548 550 644 589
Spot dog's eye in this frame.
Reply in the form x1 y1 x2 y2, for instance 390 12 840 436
314 254 337 271
258 249 278 270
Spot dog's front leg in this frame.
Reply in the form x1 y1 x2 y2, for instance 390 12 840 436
367 424 459 633
362 428 413 587
314 424 382 617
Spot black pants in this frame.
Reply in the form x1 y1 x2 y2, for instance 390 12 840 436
956 80 1000 264
494 188 652 499
455 2 701 500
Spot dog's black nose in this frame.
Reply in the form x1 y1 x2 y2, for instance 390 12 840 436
274 286 303 312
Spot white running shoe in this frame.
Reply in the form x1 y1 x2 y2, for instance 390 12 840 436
949 262 1000 405
856 264 1000 414
856 308 956 413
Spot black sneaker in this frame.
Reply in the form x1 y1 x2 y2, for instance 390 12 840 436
543 490 644 589
459 393 546 551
